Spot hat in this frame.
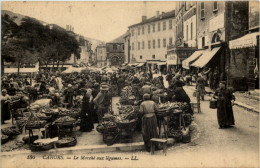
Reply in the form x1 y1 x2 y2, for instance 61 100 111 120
68 84 72 87
146 82 151 85
143 93 150 100
2 89 7 93
198 73 202 77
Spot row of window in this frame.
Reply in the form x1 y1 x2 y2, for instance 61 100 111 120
131 38 173 50
138 54 167 60
185 22 193 41
131 19 173 36
200 1 218 19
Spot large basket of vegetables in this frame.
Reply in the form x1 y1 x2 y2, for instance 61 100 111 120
115 118 137 130
96 121 118 133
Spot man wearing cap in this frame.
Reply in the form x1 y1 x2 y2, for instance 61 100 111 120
139 93 159 152
93 84 111 123
140 82 152 99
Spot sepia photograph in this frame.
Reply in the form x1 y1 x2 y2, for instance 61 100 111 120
1 1 259 168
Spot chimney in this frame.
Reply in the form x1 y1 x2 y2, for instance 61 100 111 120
156 11 160 17
142 16 147 22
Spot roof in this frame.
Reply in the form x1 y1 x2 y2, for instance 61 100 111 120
129 10 175 28
108 32 128 43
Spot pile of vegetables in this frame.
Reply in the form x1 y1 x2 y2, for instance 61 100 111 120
96 121 117 133
54 116 75 123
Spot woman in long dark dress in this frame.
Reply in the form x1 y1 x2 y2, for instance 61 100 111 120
80 89 94 132
1 89 11 124
214 81 235 129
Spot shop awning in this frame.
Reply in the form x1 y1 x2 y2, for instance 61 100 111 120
158 62 166 66
191 47 221 68
137 63 145 67
229 32 260 49
182 50 204 69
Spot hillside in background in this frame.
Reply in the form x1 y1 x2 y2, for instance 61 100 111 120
1 10 105 51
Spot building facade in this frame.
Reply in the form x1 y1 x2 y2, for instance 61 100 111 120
167 2 196 72
123 31 131 64
96 44 107 68
128 10 175 72
228 1 259 90
106 33 126 67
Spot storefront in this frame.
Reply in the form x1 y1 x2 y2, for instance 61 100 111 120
229 32 259 91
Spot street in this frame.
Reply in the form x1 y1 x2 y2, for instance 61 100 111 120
2 85 259 168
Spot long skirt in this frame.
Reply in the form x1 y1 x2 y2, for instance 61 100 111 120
217 98 235 126
142 115 159 151
1 101 11 123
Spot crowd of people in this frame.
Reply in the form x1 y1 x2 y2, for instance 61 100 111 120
1 66 235 150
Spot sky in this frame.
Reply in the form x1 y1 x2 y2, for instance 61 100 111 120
2 1 177 42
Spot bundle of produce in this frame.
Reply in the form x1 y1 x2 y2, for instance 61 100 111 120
30 137 58 151
114 113 137 129
168 128 182 138
1 126 21 137
53 116 76 125
173 102 189 110
121 86 133 98
118 105 134 114
119 97 134 105
40 108 59 116
96 121 117 133
56 137 77 148
58 108 80 117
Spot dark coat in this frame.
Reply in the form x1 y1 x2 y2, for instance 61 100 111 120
214 88 235 126
80 95 94 131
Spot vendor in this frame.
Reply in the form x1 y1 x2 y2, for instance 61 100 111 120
172 81 193 114
64 84 75 108
1 89 11 124
139 93 159 152
80 89 94 132
93 84 111 123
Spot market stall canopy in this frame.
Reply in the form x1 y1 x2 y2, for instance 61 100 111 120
182 50 204 69
62 66 84 73
158 62 166 66
229 32 260 49
191 47 221 68
137 63 145 67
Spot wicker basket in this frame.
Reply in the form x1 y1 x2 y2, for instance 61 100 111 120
115 119 137 130
56 137 77 148
29 142 54 151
